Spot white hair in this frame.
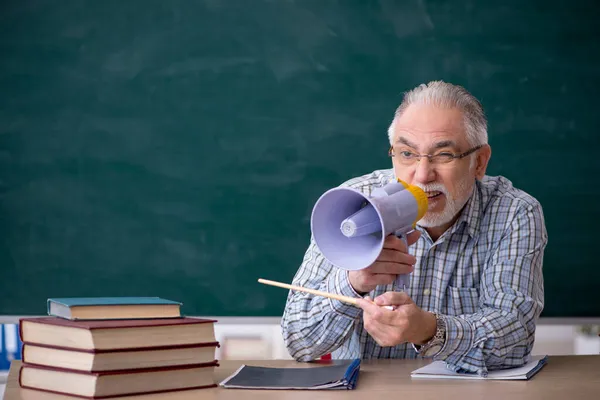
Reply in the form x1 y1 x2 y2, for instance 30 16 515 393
387 81 488 147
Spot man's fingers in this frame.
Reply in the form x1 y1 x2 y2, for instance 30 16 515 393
376 249 417 266
383 235 406 252
358 296 399 322
367 322 403 347
356 297 378 313
370 262 414 276
406 230 421 246
356 230 421 293
376 248 400 263
359 266 413 288
360 273 396 288
374 291 413 307
359 299 399 327
361 302 408 347
352 272 396 290
383 230 422 252
370 274 398 286
357 298 389 320
362 317 388 345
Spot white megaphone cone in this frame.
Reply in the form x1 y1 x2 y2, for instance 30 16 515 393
310 179 428 290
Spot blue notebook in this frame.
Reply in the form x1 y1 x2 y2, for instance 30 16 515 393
47 297 182 320
219 359 361 390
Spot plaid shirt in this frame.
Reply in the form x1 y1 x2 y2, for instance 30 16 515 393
281 169 547 376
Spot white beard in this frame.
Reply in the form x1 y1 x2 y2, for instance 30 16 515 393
414 179 473 228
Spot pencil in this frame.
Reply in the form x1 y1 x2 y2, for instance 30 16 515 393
257 278 359 305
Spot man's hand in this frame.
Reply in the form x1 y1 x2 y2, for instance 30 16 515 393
356 292 436 347
348 230 421 294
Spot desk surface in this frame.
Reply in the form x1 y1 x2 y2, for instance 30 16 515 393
4 356 600 400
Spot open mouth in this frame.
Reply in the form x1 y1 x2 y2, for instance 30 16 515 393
426 191 443 199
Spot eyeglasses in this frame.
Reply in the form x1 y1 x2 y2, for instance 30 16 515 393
388 145 483 166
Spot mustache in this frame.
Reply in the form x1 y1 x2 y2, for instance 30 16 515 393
413 182 449 196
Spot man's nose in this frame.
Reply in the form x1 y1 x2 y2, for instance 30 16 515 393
413 157 436 184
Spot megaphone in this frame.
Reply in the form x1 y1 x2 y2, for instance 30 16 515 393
310 179 428 289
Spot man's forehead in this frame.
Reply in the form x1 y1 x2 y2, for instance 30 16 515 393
392 104 467 147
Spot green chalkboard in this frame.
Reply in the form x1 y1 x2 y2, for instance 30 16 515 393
0 0 598 317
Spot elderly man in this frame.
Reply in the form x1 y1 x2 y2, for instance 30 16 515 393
281 81 547 376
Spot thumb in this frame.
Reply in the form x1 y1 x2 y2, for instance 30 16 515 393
374 291 413 306
406 230 421 246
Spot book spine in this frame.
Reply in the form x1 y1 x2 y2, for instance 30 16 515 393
343 358 361 381
21 341 220 354
21 360 220 375
19 384 219 399
18 319 24 342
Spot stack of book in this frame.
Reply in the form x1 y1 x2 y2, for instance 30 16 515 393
17 297 220 399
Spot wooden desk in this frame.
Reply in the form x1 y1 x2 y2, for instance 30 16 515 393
3 356 600 400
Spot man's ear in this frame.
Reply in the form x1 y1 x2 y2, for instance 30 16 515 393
475 145 491 180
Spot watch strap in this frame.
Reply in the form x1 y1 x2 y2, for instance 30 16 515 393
413 313 446 357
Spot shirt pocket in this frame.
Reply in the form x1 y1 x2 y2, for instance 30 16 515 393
446 286 480 316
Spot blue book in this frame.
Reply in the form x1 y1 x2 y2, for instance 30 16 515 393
0 324 22 372
219 359 361 390
47 297 182 320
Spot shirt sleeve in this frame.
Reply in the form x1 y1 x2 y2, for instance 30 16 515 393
280 235 364 361
433 201 547 376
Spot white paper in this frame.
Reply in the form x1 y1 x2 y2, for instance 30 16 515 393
411 355 548 380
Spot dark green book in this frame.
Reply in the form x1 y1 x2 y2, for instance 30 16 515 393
47 297 182 320
219 359 361 390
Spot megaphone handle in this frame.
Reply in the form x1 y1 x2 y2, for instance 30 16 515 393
394 232 410 291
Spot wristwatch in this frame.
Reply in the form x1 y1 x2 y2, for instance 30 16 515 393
413 313 446 357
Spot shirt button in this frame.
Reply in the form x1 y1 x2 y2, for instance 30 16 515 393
424 289 431 296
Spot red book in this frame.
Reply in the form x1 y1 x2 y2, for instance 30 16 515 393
19 317 217 351
19 362 219 398
21 341 220 372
